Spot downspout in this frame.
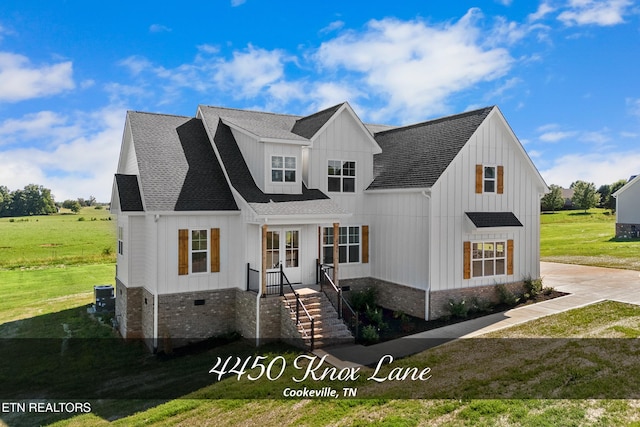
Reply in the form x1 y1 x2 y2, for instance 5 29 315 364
153 214 160 352
421 191 431 320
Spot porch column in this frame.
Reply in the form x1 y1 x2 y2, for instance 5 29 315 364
332 222 339 288
261 224 267 295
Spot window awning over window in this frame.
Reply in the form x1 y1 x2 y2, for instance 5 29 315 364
465 212 523 228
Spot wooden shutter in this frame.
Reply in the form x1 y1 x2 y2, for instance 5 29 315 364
210 228 220 273
507 239 514 275
475 165 483 194
178 229 189 275
463 241 471 279
497 166 504 194
362 225 369 264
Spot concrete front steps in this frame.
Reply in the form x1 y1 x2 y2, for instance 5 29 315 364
284 291 354 349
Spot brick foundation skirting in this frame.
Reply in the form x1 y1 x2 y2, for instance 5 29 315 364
429 281 525 319
616 223 640 239
341 277 426 319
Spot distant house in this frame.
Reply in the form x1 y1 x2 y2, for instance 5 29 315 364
561 187 574 209
111 103 548 352
613 175 640 238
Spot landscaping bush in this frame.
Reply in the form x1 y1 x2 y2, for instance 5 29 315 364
365 305 386 330
524 276 543 298
447 298 469 318
497 284 520 306
469 296 493 313
360 325 380 344
349 287 378 312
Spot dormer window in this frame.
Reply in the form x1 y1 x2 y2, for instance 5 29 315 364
328 160 356 193
272 156 296 183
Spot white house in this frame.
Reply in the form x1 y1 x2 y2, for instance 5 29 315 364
613 175 640 238
111 103 547 352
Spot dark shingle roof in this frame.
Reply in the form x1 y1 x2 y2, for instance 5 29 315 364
291 103 343 139
368 107 494 190
114 174 143 212
212 121 329 203
466 212 523 228
127 112 237 212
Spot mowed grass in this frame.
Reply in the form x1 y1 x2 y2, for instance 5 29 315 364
0 206 116 269
42 301 640 427
540 208 640 270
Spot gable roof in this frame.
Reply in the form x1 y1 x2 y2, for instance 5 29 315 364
125 111 238 212
613 173 640 197
368 107 494 190
291 103 343 139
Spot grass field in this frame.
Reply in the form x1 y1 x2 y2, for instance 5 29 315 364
3 207 640 426
540 208 640 271
0 206 116 269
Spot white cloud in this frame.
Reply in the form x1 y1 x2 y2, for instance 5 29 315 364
149 24 172 33
528 3 556 22
315 9 513 122
0 52 75 102
539 130 578 142
558 0 632 26
320 20 345 34
627 97 640 118
540 151 640 187
231 0 246 6
0 106 125 202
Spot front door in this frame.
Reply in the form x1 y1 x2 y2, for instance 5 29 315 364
266 229 301 284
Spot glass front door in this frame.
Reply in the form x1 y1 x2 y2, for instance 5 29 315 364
266 229 301 283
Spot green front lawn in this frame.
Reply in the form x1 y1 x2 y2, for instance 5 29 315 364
540 208 640 270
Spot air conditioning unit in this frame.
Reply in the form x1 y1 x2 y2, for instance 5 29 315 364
94 285 115 312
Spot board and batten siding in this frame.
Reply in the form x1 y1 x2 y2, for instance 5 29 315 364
365 192 430 289
262 141 303 195
429 111 543 292
617 179 640 224
150 214 244 294
304 108 375 196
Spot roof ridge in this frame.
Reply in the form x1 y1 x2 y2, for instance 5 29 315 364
374 106 494 136
128 110 193 119
294 102 344 123
199 104 302 119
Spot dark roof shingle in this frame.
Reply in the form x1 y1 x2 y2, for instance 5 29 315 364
291 103 343 139
465 212 523 228
114 174 143 212
368 107 494 190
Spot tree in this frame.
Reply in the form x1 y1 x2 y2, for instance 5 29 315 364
570 180 600 213
597 184 611 208
606 179 627 212
0 186 11 217
62 199 82 213
541 184 565 212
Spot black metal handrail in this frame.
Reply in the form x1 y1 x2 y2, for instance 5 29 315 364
278 265 316 351
318 263 359 341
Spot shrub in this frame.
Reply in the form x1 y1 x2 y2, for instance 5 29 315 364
102 247 112 256
361 325 380 344
542 286 555 296
497 284 520 306
447 298 469 318
469 296 493 313
365 305 386 329
349 287 378 312
524 277 543 297
77 217 86 222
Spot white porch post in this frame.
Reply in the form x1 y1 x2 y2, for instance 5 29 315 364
332 222 339 288
261 224 267 295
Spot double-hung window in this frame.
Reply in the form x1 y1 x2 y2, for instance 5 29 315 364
322 226 360 264
328 160 356 192
118 226 124 255
191 230 208 273
484 166 496 193
272 156 296 183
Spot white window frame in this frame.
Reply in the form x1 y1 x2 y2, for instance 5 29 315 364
271 155 296 183
471 240 506 278
328 160 356 193
190 229 209 274
322 226 360 264
483 165 497 193
117 226 124 256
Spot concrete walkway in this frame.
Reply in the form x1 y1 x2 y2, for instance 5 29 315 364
316 262 640 367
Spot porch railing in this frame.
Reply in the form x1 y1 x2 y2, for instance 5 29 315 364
318 262 359 341
247 264 259 293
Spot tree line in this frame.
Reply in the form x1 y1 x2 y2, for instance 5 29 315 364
541 179 628 213
0 184 99 217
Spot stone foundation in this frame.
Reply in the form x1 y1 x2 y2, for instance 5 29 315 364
429 281 525 319
341 277 426 319
616 223 640 239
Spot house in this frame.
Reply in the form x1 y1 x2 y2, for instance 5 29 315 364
111 102 548 352
613 175 640 238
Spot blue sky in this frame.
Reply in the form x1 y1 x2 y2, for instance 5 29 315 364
0 0 639 202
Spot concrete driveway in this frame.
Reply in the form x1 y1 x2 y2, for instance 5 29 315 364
541 261 640 306
320 262 640 367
